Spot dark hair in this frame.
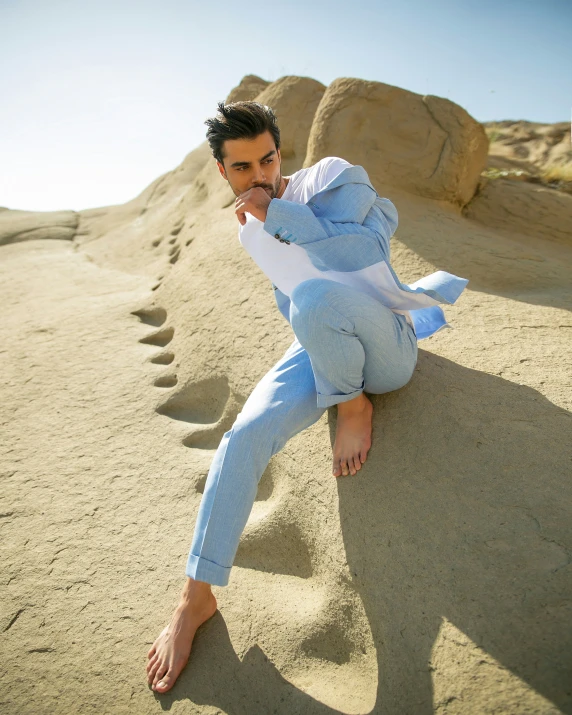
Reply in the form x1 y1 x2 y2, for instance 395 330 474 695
204 101 281 165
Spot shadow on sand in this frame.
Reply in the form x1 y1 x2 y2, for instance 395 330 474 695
334 350 572 713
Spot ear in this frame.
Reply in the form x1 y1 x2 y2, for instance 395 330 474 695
216 160 227 180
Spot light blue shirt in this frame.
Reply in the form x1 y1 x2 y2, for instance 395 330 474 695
263 160 469 340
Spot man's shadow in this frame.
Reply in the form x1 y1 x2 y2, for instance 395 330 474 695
153 349 571 714
332 348 572 713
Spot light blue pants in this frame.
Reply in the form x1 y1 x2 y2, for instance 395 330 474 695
186 279 418 586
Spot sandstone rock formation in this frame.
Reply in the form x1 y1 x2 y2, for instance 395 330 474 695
254 76 326 175
0 207 78 246
305 77 489 206
483 119 571 177
225 73 270 104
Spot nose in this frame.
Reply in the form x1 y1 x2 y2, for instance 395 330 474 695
251 165 266 186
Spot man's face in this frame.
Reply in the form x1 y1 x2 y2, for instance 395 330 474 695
217 130 282 198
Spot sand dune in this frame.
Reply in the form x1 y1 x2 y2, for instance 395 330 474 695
1 74 571 714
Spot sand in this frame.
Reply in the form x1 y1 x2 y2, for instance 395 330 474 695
1 74 571 714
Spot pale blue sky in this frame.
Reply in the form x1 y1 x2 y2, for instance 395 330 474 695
1 0 570 212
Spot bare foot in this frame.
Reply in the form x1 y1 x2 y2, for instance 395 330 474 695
332 393 373 477
146 577 218 693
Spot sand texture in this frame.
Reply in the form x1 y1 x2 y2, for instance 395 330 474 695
1 75 571 715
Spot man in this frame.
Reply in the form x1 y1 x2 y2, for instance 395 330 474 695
146 101 468 693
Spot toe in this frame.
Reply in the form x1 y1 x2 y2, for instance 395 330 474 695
359 451 367 464
353 456 362 472
148 659 163 684
146 654 159 674
153 663 169 689
341 460 349 476
332 458 341 477
155 668 176 693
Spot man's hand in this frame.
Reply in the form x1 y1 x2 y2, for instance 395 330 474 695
235 187 272 226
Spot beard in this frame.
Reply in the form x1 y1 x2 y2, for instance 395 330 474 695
255 173 282 199
229 170 282 199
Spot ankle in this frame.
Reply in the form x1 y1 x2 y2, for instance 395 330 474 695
337 393 370 415
180 576 212 603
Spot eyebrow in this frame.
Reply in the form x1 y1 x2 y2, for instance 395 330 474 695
230 149 276 169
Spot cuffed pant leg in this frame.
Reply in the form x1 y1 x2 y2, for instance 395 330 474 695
185 339 325 586
290 279 418 408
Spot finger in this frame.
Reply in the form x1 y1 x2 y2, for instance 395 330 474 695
237 212 246 225
237 203 252 218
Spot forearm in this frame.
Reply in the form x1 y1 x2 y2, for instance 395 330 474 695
263 199 328 244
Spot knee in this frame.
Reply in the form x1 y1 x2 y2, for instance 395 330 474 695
290 279 352 340
290 278 334 310
231 409 267 440
233 404 286 445
229 409 286 461
290 279 337 335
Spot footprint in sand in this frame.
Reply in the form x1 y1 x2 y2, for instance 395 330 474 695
157 375 237 451
147 217 193 289
167 237 181 265
132 306 177 386
163 216 192 266
132 305 243 456
138 324 174 348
